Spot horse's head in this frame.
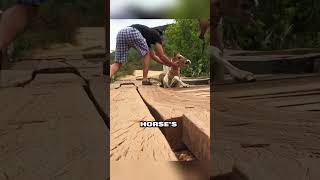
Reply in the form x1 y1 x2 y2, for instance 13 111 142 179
172 51 191 68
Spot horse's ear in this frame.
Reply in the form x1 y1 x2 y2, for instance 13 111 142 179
173 50 178 56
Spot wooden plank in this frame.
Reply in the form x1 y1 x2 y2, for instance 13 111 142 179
0 85 107 180
138 86 210 160
215 75 320 116
279 103 320 111
223 49 320 74
0 70 33 88
182 112 210 160
110 86 177 161
225 48 320 56
247 95 320 108
226 53 320 62
1 60 104 89
229 158 320 180
111 161 210 180
89 77 108 118
111 162 182 180
215 75 320 94
10 59 103 82
211 95 320 179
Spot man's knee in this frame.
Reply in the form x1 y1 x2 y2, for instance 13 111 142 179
143 51 151 59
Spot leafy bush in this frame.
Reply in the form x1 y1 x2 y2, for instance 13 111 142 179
164 19 210 77
223 0 320 50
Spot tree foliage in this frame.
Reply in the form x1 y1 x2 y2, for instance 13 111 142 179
164 19 210 77
223 0 320 50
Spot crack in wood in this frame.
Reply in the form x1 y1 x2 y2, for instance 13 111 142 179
83 84 110 129
276 101 320 108
230 88 320 99
15 67 89 87
226 123 253 127
5 66 110 129
240 144 270 149
135 86 196 161
239 92 320 101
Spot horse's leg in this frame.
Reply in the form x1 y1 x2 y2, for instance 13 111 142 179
173 76 190 88
163 73 170 88
209 46 255 81
170 76 179 88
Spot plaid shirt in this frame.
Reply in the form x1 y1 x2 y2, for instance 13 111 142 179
115 27 149 64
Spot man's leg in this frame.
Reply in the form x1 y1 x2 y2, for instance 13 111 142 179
0 4 38 69
142 52 151 81
110 63 122 79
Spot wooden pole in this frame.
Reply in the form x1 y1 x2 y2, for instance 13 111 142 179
211 0 225 82
103 0 109 75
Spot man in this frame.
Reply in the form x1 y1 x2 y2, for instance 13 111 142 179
110 24 181 85
0 0 46 69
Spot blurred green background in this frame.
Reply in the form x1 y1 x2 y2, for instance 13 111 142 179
223 0 320 50
110 0 210 19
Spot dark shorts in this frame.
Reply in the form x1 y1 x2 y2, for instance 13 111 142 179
18 0 47 6
115 27 149 64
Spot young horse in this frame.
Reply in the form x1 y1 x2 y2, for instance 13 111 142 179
159 51 191 88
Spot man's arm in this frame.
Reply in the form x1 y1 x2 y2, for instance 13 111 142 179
149 49 167 65
153 43 177 67
199 18 209 40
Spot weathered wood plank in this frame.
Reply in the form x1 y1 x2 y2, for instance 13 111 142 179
110 86 177 161
138 86 210 160
225 48 320 56
89 77 108 118
182 112 210 160
226 52 320 62
212 95 320 179
112 161 210 180
0 85 107 180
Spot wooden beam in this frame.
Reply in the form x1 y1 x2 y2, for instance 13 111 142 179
138 86 210 160
0 85 107 179
110 86 177 161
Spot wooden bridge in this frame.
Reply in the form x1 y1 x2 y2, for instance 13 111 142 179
0 27 109 180
211 49 320 180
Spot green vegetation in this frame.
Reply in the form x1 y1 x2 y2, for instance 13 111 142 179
223 0 320 50
110 50 163 80
164 19 210 77
168 0 210 18
1 0 104 59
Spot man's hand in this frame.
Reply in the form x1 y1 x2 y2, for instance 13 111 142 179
150 49 165 65
153 43 177 67
199 18 209 40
